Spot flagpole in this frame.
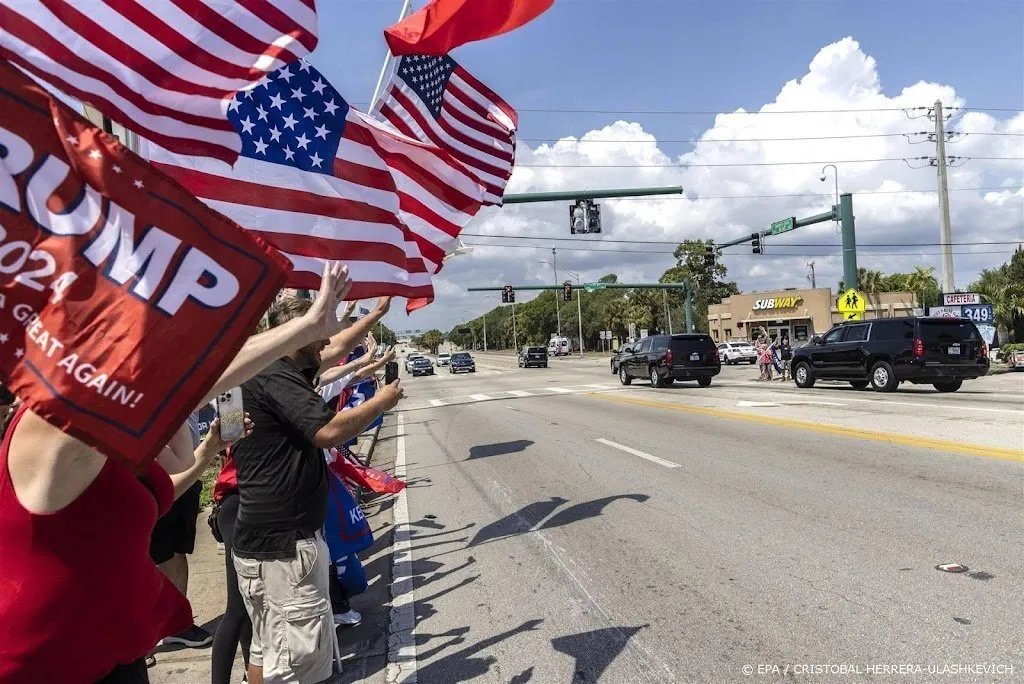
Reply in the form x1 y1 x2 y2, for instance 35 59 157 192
370 0 413 109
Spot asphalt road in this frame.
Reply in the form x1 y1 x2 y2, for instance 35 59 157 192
378 351 1024 683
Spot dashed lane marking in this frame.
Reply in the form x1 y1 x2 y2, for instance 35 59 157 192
595 438 682 468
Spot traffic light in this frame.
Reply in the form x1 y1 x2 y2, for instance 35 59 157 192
751 233 762 254
569 199 602 234
586 200 602 233
570 200 586 234
563 281 572 301
502 285 514 303
704 244 715 266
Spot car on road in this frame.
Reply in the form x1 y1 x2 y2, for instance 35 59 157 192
717 341 757 365
518 346 548 368
791 316 989 393
404 354 426 372
436 353 451 367
547 337 571 357
618 334 721 388
409 356 435 376
449 352 476 374
610 344 633 375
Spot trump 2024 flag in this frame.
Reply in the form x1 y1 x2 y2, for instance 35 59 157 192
0 61 290 468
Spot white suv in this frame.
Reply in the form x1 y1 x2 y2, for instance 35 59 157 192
717 342 757 365
436 353 451 367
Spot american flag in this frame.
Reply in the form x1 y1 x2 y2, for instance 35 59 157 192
0 0 318 164
372 53 517 206
148 60 485 306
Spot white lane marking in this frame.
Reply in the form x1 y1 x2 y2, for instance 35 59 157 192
469 394 493 401
507 406 520 411
736 400 845 408
545 387 574 394
595 438 682 469
428 399 445 407
585 383 616 389
386 414 418 683
507 390 533 397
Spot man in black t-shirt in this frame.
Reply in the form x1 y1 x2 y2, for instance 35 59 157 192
231 297 403 684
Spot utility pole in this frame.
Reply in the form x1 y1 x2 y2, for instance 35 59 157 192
511 300 518 352
483 313 487 352
807 261 816 289
663 289 673 334
933 100 955 293
552 247 561 338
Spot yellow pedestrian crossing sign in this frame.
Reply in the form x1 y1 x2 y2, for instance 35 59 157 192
837 288 866 320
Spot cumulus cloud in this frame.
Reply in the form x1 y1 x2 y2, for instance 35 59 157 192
389 37 1023 333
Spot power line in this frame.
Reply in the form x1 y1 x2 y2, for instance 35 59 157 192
460 242 1018 257
518 131 1024 145
492 105 1020 116
494 186 1021 202
516 156 1024 169
461 233 1024 247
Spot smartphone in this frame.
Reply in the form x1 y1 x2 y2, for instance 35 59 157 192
385 361 399 385
216 388 246 443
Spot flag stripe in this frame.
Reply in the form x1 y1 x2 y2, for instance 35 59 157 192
442 88 515 155
156 164 405 228
238 0 318 53
451 67 518 128
381 91 508 191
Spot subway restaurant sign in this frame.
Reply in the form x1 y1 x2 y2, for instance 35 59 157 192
752 296 803 311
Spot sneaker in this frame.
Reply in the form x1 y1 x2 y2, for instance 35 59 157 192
163 624 214 647
216 542 225 554
333 610 362 626
145 654 156 668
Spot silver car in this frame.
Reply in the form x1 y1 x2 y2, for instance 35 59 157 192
717 342 757 365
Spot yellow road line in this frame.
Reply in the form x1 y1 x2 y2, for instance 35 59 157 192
586 393 1024 462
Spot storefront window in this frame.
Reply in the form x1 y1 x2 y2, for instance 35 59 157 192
725 328 732 339
794 325 809 341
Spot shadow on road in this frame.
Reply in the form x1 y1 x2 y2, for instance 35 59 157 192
552 624 650 682
415 619 544 683
469 494 650 546
468 439 534 460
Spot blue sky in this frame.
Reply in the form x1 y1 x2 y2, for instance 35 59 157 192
311 1 1023 331
317 0 1022 152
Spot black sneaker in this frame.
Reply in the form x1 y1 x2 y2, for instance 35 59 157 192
163 624 213 648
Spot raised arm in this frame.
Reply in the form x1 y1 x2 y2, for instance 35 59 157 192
318 297 392 374
311 380 403 448
200 262 353 408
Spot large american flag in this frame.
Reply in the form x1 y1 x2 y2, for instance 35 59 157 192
372 53 517 206
148 60 485 306
0 0 318 164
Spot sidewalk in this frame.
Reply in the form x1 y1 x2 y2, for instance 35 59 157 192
150 426 396 684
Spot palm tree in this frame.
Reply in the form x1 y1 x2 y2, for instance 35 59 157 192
903 265 940 307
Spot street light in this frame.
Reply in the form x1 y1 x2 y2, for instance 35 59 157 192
820 164 839 231
442 239 474 262
564 270 585 358
539 248 561 338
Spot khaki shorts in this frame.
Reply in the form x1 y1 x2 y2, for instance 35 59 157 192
234 534 334 683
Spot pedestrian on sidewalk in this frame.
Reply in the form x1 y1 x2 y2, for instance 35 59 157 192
230 297 404 684
0 263 354 684
209 449 253 684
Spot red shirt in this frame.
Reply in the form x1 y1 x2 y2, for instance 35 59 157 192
0 407 193 683
213 448 238 502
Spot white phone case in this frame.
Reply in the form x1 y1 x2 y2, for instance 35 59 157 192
217 388 245 443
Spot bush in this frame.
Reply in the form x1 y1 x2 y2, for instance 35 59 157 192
996 343 1024 362
199 457 222 508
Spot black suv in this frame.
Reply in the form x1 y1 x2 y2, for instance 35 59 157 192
618 334 721 387
518 346 548 368
791 316 989 393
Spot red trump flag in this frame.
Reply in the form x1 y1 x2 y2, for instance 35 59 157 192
0 61 290 468
384 0 554 56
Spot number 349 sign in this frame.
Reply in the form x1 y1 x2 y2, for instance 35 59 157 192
961 304 993 323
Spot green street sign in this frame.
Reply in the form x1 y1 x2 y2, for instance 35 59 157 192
584 282 607 292
771 217 796 235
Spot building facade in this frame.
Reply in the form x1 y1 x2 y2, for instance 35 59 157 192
708 288 918 343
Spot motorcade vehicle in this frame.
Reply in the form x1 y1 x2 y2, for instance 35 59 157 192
409 356 434 376
518 346 548 368
790 316 989 392
436 353 452 367
449 352 477 374
618 334 721 388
